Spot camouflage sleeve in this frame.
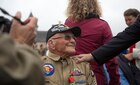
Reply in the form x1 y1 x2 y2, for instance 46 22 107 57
0 34 44 85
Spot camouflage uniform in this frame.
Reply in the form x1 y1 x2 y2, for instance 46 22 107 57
42 51 97 85
0 34 44 85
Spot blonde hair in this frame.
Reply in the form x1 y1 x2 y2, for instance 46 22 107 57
66 0 102 22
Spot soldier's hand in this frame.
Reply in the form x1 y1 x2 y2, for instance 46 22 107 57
10 11 38 46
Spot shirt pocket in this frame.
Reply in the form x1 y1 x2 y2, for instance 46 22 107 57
45 77 60 85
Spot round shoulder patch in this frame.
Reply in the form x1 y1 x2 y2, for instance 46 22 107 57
43 63 55 76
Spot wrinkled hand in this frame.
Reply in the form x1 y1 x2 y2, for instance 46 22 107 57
72 53 94 63
9 11 38 46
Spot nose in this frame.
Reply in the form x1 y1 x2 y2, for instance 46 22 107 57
69 37 76 46
70 37 75 42
68 37 76 44
126 21 131 26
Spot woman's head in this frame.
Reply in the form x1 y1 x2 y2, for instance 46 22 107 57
66 0 102 21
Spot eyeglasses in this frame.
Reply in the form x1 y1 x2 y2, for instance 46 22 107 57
51 34 75 40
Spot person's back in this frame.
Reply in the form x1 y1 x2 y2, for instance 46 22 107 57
65 0 119 85
65 18 111 54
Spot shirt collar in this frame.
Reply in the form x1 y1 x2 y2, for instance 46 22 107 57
47 50 71 64
47 50 61 61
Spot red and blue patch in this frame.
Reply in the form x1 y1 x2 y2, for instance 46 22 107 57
43 63 55 76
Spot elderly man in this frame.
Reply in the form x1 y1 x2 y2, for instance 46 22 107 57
42 24 97 85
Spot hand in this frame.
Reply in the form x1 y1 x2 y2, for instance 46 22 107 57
72 53 94 63
9 11 38 46
124 53 133 61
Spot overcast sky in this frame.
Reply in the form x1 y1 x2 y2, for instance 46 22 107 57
0 0 140 35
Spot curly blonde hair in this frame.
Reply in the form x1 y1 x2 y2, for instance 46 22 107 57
66 0 102 22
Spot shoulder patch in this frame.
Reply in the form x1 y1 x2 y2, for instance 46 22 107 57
43 63 55 76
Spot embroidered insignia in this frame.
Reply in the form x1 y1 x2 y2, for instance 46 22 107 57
43 63 55 76
71 68 83 76
75 80 87 84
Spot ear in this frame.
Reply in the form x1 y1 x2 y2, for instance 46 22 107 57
48 40 55 50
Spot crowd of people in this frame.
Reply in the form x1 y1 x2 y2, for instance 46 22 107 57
0 0 140 85
32 43 47 56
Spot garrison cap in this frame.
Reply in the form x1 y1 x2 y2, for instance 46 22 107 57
46 24 81 42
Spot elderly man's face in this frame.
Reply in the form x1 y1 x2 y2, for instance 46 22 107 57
49 32 76 56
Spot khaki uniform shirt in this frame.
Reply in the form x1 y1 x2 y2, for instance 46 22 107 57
42 51 97 85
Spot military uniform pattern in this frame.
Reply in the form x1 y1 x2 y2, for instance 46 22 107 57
0 34 44 85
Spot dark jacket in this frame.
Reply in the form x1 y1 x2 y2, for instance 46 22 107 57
118 54 140 85
0 16 11 33
92 15 140 64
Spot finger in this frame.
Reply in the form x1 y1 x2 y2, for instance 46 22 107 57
27 17 38 29
13 11 22 23
76 59 83 64
75 57 84 64
11 11 22 27
73 55 82 58
15 11 21 19
23 18 30 25
71 55 77 58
